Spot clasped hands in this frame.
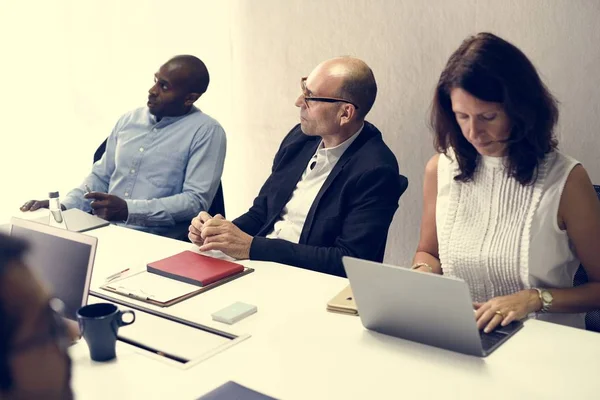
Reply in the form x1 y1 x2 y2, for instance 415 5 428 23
188 211 253 259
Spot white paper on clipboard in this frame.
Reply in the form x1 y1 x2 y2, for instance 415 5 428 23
103 270 199 303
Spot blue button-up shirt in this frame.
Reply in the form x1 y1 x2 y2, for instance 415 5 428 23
62 106 226 237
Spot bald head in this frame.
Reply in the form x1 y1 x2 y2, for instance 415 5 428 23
165 55 210 95
319 57 377 119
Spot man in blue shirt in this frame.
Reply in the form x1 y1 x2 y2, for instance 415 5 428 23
20 55 226 238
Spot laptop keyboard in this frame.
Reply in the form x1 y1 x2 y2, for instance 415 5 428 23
479 330 508 351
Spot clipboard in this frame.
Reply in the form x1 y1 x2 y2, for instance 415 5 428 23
100 266 254 307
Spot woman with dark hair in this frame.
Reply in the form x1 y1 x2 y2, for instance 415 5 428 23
412 32 600 332
0 233 73 399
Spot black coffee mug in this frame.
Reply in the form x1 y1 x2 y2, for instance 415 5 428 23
76 303 135 362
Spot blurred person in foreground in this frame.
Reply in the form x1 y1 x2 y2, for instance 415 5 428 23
0 233 73 399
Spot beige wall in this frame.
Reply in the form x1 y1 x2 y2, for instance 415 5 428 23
2 0 599 266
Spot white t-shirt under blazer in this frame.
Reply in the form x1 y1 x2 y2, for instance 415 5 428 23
437 150 584 329
267 125 363 244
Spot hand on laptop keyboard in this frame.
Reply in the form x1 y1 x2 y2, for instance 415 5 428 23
473 290 539 333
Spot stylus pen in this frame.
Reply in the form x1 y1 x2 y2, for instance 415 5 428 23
105 268 130 282
117 335 189 364
104 286 149 301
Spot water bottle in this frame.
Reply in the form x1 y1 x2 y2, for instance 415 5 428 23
48 191 68 230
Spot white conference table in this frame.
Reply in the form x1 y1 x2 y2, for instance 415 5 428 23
4 210 598 400
63 224 600 400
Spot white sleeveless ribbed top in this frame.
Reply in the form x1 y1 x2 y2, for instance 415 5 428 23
437 150 585 329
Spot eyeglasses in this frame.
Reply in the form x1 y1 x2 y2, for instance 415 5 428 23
300 77 359 109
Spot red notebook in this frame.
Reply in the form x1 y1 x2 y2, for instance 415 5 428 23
147 251 244 287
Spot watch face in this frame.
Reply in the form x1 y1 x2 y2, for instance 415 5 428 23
542 291 553 302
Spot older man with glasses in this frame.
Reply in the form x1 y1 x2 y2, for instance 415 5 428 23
189 56 408 277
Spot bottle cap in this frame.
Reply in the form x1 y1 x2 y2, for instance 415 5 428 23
48 191 60 198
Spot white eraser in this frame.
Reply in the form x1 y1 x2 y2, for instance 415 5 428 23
211 302 257 324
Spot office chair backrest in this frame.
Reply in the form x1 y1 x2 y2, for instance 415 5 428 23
93 138 225 219
573 184 600 332
93 138 108 164
208 182 226 219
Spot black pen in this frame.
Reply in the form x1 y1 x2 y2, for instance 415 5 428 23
117 335 189 364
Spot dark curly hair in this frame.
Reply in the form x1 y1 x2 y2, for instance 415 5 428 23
431 32 559 185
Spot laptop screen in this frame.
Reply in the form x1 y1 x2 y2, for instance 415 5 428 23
9 218 97 320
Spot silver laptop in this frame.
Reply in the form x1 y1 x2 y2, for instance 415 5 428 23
9 217 97 320
33 208 110 233
342 256 523 357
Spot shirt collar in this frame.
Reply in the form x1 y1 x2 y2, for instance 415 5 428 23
148 105 199 126
315 123 364 165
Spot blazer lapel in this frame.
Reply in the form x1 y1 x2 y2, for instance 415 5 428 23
299 124 377 243
262 138 321 233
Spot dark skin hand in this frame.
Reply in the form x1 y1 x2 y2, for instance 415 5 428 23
84 192 128 221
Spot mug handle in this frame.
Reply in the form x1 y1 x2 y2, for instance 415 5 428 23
118 310 136 327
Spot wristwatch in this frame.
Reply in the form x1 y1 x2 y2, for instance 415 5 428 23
534 288 553 313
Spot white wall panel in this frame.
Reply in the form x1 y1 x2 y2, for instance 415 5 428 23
1 0 598 266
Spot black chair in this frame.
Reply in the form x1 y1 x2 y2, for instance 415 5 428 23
208 182 225 218
93 138 108 164
573 184 600 332
93 138 226 218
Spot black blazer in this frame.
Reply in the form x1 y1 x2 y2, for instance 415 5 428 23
233 122 408 277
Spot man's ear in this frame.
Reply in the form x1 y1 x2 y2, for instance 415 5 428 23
339 104 357 126
184 92 201 106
